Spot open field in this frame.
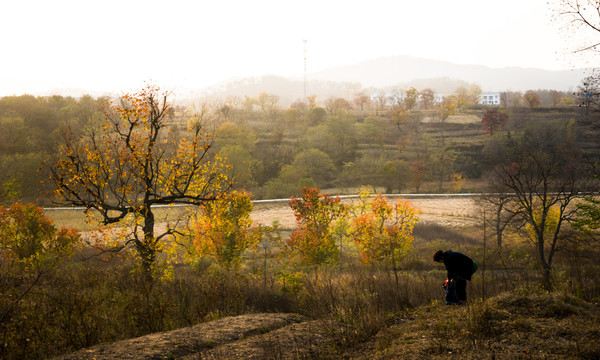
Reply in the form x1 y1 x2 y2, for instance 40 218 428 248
45 196 481 235
252 196 480 230
421 113 482 124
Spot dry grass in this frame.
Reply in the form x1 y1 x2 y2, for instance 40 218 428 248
53 313 308 360
250 196 481 230
20 197 600 360
44 206 192 232
46 284 600 360
421 113 482 124
344 293 600 360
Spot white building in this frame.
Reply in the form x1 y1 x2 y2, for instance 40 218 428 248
479 92 501 105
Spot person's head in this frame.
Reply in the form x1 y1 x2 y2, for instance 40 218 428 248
433 250 444 263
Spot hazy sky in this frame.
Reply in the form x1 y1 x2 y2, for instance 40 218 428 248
0 0 587 96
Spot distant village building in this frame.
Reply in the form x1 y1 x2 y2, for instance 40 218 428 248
434 93 444 105
479 92 501 105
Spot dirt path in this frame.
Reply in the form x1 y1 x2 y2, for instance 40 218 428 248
52 313 326 360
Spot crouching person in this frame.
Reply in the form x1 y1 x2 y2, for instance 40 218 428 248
433 250 477 305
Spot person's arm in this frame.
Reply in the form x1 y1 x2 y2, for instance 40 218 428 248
446 266 454 280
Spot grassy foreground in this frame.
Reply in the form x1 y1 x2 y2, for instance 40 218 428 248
2 200 593 359
51 291 600 360
343 292 600 360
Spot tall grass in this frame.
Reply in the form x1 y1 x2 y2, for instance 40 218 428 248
2 220 599 359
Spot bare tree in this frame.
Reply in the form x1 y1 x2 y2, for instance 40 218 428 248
419 88 435 110
554 1 600 256
485 123 584 290
214 96 240 123
482 173 519 248
555 0 600 53
255 92 280 122
500 92 510 109
576 72 600 127
374 91 388 115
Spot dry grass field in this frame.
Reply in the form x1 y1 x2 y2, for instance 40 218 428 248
41 196 600 360
45 196 481 238
252 196 479 230
421 113 482 124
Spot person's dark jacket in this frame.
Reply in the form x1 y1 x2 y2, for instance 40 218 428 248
442 250 475 281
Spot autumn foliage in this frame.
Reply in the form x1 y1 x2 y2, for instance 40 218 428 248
288 187 346 265
0 203 79 268
191 190 260 268
349 194 420 285
48 85 230 272
0 203 79 326
481 109 509 135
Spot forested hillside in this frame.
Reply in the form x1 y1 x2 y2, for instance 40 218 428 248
0 87 588 205
0 95 104 203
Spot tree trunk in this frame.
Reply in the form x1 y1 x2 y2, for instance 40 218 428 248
537 231 553 292
391 252 399 290
140 209 156 275
542 266 553 292
496 204 503 248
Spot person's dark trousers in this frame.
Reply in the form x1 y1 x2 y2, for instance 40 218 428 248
455 278 467 303
445 281 458 305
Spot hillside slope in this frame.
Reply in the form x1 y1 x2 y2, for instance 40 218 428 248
53 293 600 360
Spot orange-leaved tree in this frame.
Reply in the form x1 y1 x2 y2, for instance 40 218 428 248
481 109 509 136
288 187 346 265
410 160 425 193
48 85 230 275
0 203 79 325
350 194 420 287
190 190 261 268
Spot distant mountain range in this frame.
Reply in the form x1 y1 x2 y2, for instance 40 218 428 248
310 55 590 92
26 55 591 104
195 55 591 105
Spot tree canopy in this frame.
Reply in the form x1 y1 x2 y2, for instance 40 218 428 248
48 85 231 273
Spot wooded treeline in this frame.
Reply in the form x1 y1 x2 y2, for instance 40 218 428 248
0 87 588 204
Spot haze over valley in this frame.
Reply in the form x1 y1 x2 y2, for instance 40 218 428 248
22 54 590 106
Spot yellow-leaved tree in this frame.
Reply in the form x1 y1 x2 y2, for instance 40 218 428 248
350 194 420 287
48 85 231 276
190 190 261 269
